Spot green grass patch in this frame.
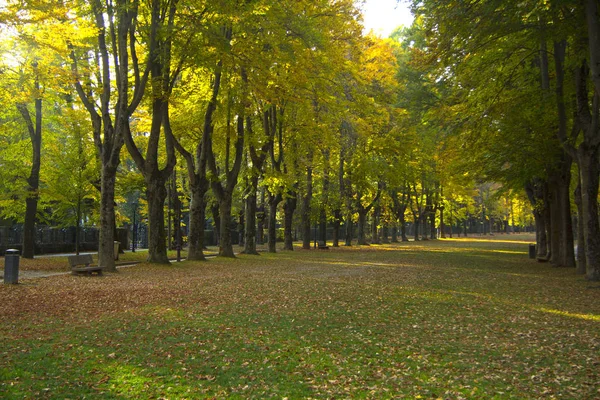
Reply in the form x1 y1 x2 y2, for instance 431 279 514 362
1 235 599 398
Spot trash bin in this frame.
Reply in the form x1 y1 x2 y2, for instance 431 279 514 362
4 249 20 284
114 241 120 261
528 244 536 259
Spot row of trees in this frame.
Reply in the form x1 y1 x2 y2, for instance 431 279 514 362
2 1 593 280
403 0 600 281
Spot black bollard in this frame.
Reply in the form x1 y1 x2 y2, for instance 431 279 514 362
4 249 20 284
528 244 536 259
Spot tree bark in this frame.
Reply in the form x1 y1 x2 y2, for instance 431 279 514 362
187 179 208 261
371 204 380 244
268 193 282 253
243 175 259 255
332 209 342 247
345 216 353 246
575 181 586 274
146 177 170 263
17 96 42 259
217 193 235 257
357 210 368 245
283 193 297 250
302 166 313 249
579 148 600 280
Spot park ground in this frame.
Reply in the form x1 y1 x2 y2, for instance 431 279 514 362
0 234 599 399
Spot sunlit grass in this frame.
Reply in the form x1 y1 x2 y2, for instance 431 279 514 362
1 235 598 399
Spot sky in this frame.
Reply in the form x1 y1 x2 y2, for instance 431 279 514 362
361 0 414 38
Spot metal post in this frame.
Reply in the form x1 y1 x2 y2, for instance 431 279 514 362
4 249 20 284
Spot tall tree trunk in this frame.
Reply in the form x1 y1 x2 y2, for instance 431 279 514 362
217 193 235 257
440 205 446 239
257 188 265 245
302 166 313 249
357 210 368 245
212 202 220 246
575 181 586 274
400 215 408 241
371 205 380 244
283 193 297 250
345 216 353 246
187 180 208 261
332 209 342 247
391 226 398 243
244 175 259 255
268 193 282 253
17 95 42 259
319 209 327 244
99 167 118 271
430 208 437 240
146 178 169 264
413 214 420 241
382 224 389 243
579 149 600 280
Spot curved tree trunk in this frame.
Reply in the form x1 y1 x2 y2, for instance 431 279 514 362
17 98 42 259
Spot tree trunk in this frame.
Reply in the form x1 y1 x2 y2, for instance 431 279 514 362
217 192 235 257
257 188 265 245
382 224 389 243
345 216 353 246
430 209 437 240
400 216 408 241
575 181 586 274
283 194 297 250
413 213 420 241
302 167 313 250
187 180 208 261
17 97 42 259
22 196 38 259
579 149 600 280
268 193 282 253
212 203 220 246
244 176 259 255
332 209 341 247
98 167 118 271
357 210 368 245
533 209 548 259
391 226 398 243
319 208 327 244
440 206 446 239
371 205 380 244
146 178 170 264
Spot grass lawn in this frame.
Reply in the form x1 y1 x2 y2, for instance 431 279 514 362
1 234 599 399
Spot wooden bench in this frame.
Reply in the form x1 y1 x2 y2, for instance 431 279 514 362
68 254 104 276
318 241 329 250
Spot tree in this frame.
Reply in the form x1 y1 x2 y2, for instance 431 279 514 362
70 0 154 271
